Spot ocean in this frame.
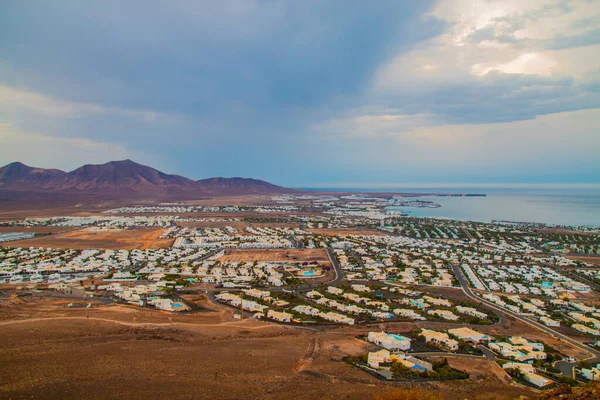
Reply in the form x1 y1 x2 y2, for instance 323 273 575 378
301 186 600 227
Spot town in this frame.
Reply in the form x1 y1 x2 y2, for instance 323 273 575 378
1 193 599 398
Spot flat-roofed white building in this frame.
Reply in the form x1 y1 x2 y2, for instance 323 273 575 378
367 331 411 351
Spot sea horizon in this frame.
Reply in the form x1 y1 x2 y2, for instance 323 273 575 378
297 185 600 227
296 182 600 192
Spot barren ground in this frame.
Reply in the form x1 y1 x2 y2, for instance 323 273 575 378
5 227 173 250
217 249 331 264
564 254 600 265
0 296 536 400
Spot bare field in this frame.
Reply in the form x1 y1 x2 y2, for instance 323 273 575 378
564 254 600 264
0 297 535 400
5 227 173 250
217 249 331 264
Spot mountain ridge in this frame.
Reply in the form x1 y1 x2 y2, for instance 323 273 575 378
0 160 292 201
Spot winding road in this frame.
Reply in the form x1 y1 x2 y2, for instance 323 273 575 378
325 247 344 285
451 264 600 366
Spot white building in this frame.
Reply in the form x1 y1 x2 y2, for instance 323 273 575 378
581 364 600 381
367 331 411 351
267 310 293 322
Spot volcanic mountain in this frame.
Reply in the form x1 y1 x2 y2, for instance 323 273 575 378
0 162 67 189
0 159 292 202
57 159 198 193
197 177 285 195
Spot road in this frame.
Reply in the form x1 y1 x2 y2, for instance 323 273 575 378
197 247 225 261
451 264 600 365
325 247 344 285
478 345 497 361
555 360 576 379
350 249 366 270
565 271 600 294
449 265 507 327
409 346 494 361
409 351 484 359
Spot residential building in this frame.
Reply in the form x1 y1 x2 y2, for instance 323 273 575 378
420 329 458 351
367 331 411 351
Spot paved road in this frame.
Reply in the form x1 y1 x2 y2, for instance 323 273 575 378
449 265 508 327
555 360 576 379
478 345 497 361
410 352 484 359
350 249 366 270
451 264 600 365
565 271 600 294
325 247 344 285
462 229 475 241
197 247 225 261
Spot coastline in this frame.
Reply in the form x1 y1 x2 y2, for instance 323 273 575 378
299 187 600 227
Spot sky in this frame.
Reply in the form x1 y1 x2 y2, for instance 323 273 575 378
0 0 599 187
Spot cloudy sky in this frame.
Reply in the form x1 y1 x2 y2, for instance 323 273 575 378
1 0 599 187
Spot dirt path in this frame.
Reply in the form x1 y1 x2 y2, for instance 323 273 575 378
294 336 320 373
0 316 283 330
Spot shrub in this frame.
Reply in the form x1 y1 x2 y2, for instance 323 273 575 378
391 362 425 379
538 381 600 400
372 388 443 400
